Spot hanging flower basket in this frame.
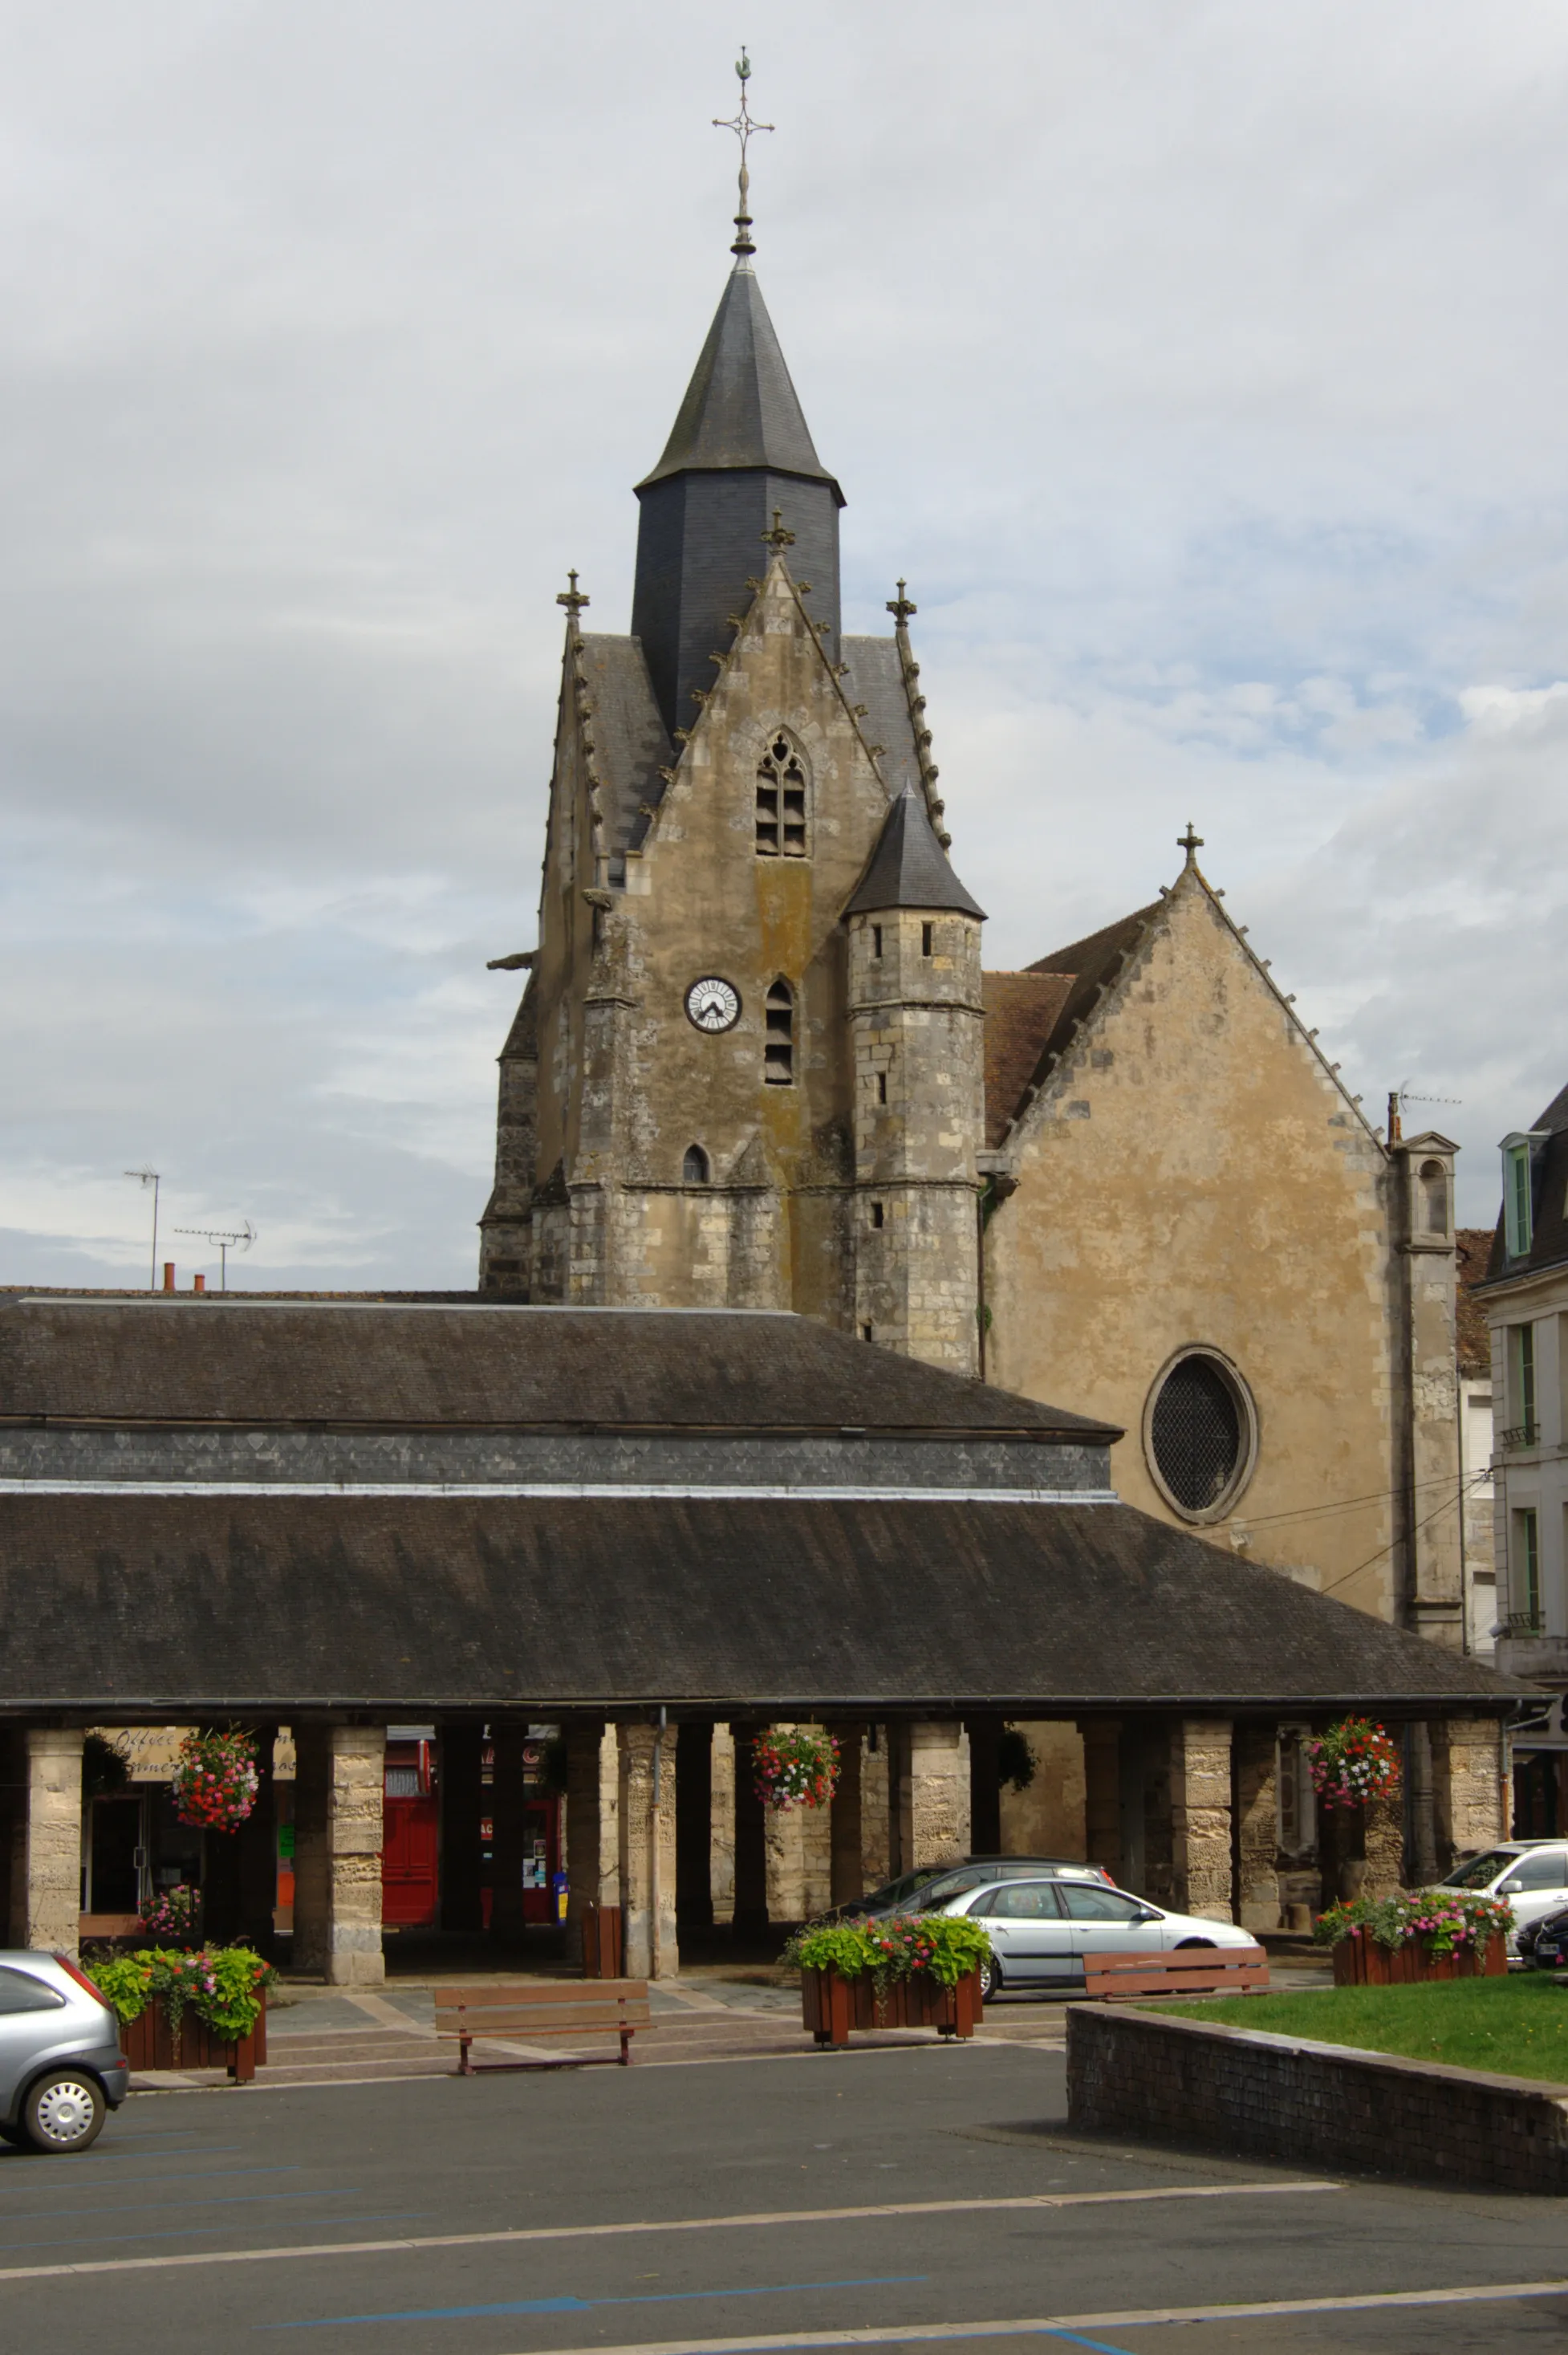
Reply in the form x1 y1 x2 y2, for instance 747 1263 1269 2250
753 1727 840 1811
1306 1718 1400 1812
172 1730 259 1833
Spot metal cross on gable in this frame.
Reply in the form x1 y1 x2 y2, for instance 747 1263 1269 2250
556 569 590 617
1178 821 1204 865
713 48 774 258
886 580 917 627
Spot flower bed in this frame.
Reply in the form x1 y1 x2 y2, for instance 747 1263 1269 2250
86 1946 275 2083
784 1914 992 2048
1314 1888 1513 1987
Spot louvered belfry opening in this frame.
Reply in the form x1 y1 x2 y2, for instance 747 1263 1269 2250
1150 1355 1243 1513
755 735 807 857
764 980 794 1084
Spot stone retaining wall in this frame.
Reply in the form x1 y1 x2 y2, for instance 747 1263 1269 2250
1066 2003 1568 2194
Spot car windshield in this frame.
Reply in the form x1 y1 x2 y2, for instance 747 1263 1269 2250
859 1869 945 1911
1437 1849 1516 1889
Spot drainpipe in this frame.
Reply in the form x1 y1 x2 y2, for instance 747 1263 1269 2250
649 1706 668 1981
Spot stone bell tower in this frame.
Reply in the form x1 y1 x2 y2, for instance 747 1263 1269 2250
844 784 987 1372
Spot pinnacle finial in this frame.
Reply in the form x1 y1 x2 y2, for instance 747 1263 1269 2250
556 569 590 617
762 508 796 552
887 579 917 627
713 48 774 260
1178 820 1204 868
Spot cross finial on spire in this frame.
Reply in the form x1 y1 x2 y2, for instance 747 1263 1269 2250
556 569 590 617
1178 820 1204 868
886 579 917 627
713 48 774 260
762 508 795 551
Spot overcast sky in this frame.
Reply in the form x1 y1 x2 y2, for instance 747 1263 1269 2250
2 0 1563 1290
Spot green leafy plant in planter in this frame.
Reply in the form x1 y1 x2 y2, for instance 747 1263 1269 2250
86 1945 276 2040
1314 1888 1513 1958
784 1911 992 1995
137 1883 201 1947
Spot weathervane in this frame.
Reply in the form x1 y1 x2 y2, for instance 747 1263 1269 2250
713 48 774 259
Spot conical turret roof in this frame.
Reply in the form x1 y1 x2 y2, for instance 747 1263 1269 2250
637 265 843 501
843 786 986 920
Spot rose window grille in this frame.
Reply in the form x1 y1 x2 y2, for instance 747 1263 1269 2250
1150 1355 1244 1512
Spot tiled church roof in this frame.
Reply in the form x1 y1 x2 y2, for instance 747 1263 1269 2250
981 901 1164 1148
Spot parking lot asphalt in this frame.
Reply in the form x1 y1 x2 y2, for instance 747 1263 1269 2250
5 2040 1566 2355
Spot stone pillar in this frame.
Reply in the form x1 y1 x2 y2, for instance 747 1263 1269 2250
439 1721 485 1933
24 1728 83 1957
563 1716 608 1964
1233 1724 1281 1931
1362 1784 1405 1899
1079 1720 1123 1885
675 1720 714 1934
732 1725 767 1940
291 1722 386 1984
829 1725 864 1908
965 1715 1002 1857
801 1787 833 1921
489 1722 529 1944
618 1722 678 1979
710 1726 736 1926
598 1724 621 1907
1408 1723 1439 1889
765 1792 806 1923
1432 1716 1509 1869
238 1724 280 1953
860 1729 892 1891
1170 1719 1233 1923
897 1723 971 1870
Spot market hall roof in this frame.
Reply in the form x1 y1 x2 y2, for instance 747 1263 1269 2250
0 1487 1525 1718
0 1296 1113 1439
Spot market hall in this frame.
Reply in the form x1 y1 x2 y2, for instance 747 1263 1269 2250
0 1292 1523 1979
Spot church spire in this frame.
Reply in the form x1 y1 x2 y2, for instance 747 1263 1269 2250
630 54 844 738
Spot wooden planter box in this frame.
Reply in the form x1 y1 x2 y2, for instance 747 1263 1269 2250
118 1991 267 2082
802 1966 984 2048
1330 1933 1507 1987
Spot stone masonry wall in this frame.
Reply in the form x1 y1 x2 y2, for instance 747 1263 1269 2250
1067 2004 1568 2194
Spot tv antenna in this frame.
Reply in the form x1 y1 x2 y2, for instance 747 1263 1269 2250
1386 1084 1463 1143
122 1167 161 1290
173 1221 256 1291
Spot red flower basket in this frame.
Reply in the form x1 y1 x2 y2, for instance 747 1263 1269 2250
171 1730 259 1833
753 1727 840 1812
1307 1718 1400 1812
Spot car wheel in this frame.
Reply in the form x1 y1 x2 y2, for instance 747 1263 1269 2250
978 1955 1000 2003
21 2072 105 2154
1172 1938 1215 1949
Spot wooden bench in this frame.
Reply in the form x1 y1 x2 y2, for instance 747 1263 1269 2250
433 1979 652 2074
1083 1945 1269 2001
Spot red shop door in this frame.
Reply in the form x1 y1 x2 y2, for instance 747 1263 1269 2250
382 1795 439 1928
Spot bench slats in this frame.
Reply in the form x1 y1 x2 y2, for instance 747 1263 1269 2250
433 1978 653 2073
1083 1945 1268 2000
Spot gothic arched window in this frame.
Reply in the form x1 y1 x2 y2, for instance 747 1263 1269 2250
682 1144 710 1185
764 979 794 1084
756 734 808 858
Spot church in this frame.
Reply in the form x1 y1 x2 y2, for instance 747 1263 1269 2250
477 153 1466 1680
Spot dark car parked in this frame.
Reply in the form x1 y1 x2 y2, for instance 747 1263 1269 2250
821 1855 1115 1922
1522 1905 1568 1970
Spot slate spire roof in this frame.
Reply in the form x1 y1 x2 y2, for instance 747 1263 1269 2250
843 784 986 920
637 262 843 502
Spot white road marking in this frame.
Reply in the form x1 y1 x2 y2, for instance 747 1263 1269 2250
0 2180 1338 2285
479 2277 1568 2355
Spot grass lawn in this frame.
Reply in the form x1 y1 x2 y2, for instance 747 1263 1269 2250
1149 1971 1568 2083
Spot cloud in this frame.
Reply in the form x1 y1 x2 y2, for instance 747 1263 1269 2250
2 0 1566 1280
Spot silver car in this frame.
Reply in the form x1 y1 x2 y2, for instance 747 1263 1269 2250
0 1953 128 2152
1434 1839 1568 1957
936 1876 1258 1999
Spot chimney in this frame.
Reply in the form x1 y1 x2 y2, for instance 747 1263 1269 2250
162 1263 176 1292
193 1273 206 1294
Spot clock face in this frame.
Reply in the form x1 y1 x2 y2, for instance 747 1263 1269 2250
685 976 741 1034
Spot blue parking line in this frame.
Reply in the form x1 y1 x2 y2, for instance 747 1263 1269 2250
0 2186 363 2230
262 2276 927 2330
0 2211 431 2255
0 2164 299 2198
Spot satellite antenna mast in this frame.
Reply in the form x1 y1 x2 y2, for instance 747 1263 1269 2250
173 1221 256 1292
122 1168 161 1290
